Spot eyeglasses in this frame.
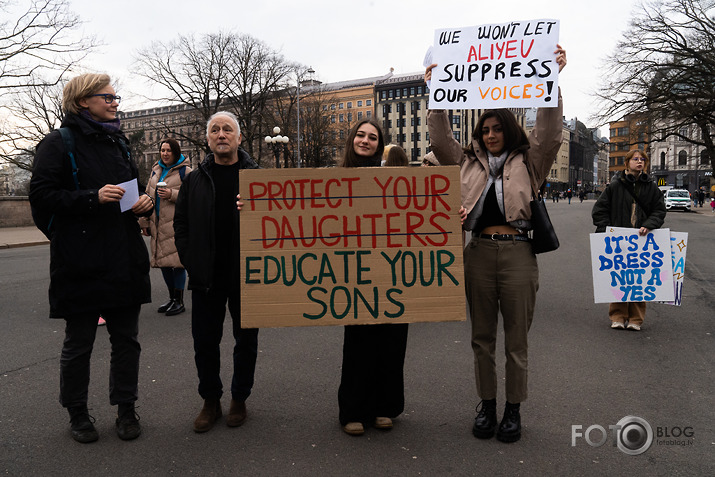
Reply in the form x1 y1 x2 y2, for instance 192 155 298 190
88 94 121 104
630 157 646 162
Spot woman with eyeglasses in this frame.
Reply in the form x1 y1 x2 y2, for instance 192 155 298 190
30 73 154 444
592 149 666 331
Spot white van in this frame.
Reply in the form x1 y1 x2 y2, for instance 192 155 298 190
664 189 691 211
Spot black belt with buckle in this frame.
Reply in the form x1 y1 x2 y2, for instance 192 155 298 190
479 233 530 242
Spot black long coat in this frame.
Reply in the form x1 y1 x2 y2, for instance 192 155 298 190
29 113 151 318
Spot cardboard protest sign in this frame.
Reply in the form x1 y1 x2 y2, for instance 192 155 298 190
590 228 674 303
604 227 688 306
239 166 466 328
430 19 560 109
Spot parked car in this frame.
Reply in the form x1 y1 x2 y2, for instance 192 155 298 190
664 189 691 211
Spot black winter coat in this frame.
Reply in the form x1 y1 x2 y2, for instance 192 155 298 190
29 113 151 318
592 170 666 233
173 149 258 292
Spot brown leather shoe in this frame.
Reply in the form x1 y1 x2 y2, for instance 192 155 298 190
226 400 247 427
193 399 222 433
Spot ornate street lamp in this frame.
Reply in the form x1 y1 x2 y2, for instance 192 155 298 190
265 126 289 169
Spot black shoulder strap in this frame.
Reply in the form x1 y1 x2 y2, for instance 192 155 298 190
59 127 80 191
623 181 651 216
179 165 187 180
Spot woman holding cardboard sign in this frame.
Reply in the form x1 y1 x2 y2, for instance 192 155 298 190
425 45 566 443
337 119 409 437
591 149 666 331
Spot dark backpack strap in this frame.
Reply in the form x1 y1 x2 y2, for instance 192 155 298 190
179 165 187 180
59 127 80 190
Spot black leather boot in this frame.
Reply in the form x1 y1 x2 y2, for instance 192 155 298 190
472 399 497 439
157 289 175 313
116 402 141 440
165 289 185 316
496 401 521 443
68 405 98 443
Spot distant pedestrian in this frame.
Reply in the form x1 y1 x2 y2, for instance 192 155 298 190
566 189 572 204
698 190 705 207
592 149 666 332
711 198 714 213
139 138 191 316
29 73 153 443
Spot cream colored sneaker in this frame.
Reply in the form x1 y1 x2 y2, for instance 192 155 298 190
342 422 364 436
626 323 641 331
611 321 625 329
374 417 393 430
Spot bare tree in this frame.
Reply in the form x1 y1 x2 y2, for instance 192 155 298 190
133 31 296 162
0 0 98 176
0 0 95 93
594 0 715 169
0 79 64 171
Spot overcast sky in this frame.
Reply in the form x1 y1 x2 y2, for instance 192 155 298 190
68 0 642 137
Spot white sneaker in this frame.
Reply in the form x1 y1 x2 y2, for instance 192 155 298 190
611 321 625 329
626 323 641 331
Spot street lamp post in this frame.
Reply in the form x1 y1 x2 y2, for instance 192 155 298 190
265 126 289 169
296 67 315 168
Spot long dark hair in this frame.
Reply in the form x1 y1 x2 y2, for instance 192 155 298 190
160 137 182 165
473 109 529 155
341 118 385 168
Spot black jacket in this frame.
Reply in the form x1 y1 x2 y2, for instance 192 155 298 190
592 170 666 233
29 113 151 318
173 149 258 292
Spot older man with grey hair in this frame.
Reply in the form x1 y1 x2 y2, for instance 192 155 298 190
174 111 260 433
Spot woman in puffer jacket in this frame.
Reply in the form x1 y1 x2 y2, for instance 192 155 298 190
140 138 191 316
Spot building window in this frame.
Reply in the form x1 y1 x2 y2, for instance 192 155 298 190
357 111 363 120
331 115 335 123
678 150 687 166
452 115 461 127
339 114 344 122
339 103 344 109
454 131 461 142
410 87 415 95
331 104 336 110
679 126 688 138
660 151 666 169
347 102 352 108
366 111 372 118
357 100 363 107
701 149 710 165
418 86 423 95
366 100 372 106
347 113 352 122
380 91 386 100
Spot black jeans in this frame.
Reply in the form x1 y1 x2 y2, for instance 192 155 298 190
59 305 141 408
338 323 409 425
191 288 259 402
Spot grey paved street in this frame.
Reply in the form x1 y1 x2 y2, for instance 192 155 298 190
1 201 713 476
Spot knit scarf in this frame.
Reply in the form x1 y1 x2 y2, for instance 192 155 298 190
79 110 121 133
470 150 509 221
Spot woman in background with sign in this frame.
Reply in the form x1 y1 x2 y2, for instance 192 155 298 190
337 119 409 436
591 149 666 331
425 45 566 443
140 138 191 316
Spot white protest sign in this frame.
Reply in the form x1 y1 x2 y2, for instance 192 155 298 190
590 228 674 303
429 19 560 109
605 227 688 306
